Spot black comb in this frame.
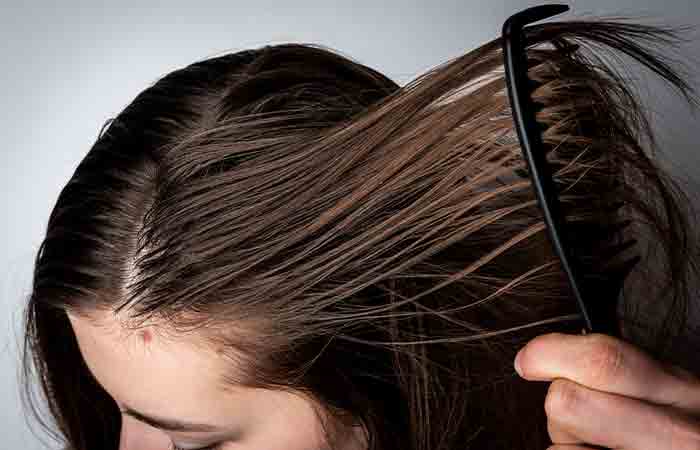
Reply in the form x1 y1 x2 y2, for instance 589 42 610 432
501 4 641 340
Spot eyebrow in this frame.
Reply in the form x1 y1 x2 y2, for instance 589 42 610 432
120 405 224 432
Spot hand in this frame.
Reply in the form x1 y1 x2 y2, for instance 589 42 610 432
513 332 700 450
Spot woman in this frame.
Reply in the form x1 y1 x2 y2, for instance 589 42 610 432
20 13 700 450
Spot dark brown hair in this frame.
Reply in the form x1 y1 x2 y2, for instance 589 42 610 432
21 16 700 450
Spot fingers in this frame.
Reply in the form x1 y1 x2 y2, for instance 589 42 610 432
547 418 579 444
544 377 700 450
515 332 700 415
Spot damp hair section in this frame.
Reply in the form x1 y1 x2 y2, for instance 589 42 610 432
21 17 700 450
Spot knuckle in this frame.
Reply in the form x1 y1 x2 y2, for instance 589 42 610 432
584 334 625 384
545 379 582 418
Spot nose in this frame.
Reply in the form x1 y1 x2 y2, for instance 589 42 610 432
119 415 172 450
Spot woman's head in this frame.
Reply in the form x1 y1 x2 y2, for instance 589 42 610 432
22 18 700 450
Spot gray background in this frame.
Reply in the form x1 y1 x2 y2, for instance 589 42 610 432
2 1 699 449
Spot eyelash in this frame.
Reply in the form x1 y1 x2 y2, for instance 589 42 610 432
171 442 222 450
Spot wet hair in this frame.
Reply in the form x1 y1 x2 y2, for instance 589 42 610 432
21 16 700 450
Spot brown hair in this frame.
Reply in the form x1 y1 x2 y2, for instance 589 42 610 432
21 16 700 450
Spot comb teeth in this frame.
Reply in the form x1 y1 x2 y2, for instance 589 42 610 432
565 219 633 255
570 219 640 278
604 201 627 213
598 207 640 282
608 254 642 280
610 178 623 190
599 238 637 262
610 218 632 233
582 219 632 242
598 254 643 300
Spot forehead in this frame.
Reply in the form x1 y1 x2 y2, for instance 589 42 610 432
66 310 240 421
68 308 223 355
67 308 220 371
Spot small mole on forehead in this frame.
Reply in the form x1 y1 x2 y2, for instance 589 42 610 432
139 329 152 343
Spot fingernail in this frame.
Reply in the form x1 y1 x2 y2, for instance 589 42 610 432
514 349 524 376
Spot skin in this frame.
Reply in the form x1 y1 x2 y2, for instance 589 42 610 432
514 332 700 450
67 311 367 450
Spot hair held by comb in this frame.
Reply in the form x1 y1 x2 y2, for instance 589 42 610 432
21 16 700 450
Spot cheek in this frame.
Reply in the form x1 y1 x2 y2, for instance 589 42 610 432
118 415 171 450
